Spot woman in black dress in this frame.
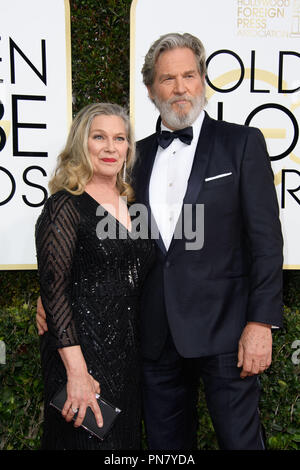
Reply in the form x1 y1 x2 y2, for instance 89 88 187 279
35 103 154 450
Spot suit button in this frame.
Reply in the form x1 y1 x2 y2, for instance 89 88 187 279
165 261 171 268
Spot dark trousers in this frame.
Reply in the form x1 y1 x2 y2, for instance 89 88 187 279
142 332 265 450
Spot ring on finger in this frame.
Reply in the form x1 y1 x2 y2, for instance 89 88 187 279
71 406 79 413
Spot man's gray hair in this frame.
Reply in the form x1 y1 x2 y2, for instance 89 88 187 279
141 32 207 88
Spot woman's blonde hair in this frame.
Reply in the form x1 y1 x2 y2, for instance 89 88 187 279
49 102 135 202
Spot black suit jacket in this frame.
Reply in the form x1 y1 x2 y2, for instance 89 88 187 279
133 112 283 360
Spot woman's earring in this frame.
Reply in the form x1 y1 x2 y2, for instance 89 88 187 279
123 159 127 182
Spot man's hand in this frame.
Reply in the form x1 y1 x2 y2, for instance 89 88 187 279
237 322 272 378
36 296 48 335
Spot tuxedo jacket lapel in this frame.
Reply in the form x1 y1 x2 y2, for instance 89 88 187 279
167 113 215 254
182 112 214 205
136 132 167 254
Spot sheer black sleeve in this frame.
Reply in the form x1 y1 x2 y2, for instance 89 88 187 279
35 191 80 349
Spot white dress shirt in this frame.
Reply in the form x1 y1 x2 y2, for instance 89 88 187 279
149 110 205 250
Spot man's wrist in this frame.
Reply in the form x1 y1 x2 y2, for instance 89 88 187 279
246 321 272 329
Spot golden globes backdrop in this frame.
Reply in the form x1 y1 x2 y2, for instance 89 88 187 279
0 0 72 269
130 0 300 269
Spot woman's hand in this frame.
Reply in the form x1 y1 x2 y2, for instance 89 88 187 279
62 371 103 428
58 345 103 428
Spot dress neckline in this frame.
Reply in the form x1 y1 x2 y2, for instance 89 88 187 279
83 190 133 234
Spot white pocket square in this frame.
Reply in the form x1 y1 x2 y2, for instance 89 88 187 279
205 172 232 182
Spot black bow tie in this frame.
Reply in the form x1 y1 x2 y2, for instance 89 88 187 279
157 126 193 149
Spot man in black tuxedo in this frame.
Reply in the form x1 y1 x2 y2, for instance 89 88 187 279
133 32 283 450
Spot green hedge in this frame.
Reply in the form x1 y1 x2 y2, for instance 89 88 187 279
70 0 131 113
0 302 43 450
0 0 299 450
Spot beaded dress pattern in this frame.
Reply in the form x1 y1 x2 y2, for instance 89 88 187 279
35 190 155 449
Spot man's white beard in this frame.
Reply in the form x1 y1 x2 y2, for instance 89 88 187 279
153 91 206 130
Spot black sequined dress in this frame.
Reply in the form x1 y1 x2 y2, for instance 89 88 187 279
35 190 155 450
